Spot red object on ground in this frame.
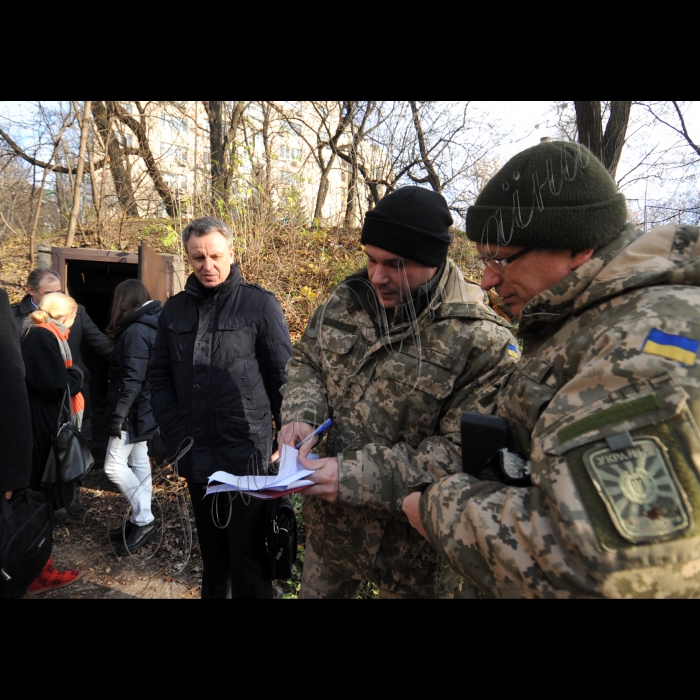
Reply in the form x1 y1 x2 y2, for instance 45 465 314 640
26 558 80 595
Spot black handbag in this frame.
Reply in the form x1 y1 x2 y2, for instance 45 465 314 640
41 389 94 487
266 495 298 580
0 489 52 599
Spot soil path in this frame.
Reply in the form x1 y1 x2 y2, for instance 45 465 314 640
24 466 204 599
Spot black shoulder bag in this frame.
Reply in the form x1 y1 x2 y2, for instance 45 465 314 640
266 495 298 580
0 489 52 599
41 389 94 487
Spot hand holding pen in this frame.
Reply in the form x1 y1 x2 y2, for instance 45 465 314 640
296 418 332 450
273 418 332 462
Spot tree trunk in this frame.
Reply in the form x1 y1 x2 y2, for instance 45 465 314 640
409 101 442 192
574 100 631 178
313 151 335 224
574 101 604 161
87 132 102 242
208 100 226 201
66 101 91 248
29 168 49 266
92 101 139 217
112 101 178 218
602 101 632 179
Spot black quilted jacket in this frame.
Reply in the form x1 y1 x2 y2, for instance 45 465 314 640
107 300 162 442
149 268 292 483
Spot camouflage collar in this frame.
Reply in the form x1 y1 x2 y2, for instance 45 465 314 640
518 224 641 338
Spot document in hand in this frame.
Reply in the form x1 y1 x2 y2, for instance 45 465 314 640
205 444 318 500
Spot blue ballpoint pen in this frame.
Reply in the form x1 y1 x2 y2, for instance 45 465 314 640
296 418 332 449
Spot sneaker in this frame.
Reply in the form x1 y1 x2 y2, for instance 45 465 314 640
26 558 81 596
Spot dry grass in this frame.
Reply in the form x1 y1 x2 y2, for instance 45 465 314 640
0 215 483 338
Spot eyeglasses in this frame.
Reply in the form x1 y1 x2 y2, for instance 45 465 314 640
477 248 533 274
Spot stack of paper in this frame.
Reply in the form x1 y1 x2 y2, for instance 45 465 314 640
205 444 318 500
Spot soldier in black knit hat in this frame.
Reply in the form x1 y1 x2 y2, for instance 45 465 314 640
277 185 519 599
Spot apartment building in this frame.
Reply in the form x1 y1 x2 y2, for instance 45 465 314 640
83 101 377 227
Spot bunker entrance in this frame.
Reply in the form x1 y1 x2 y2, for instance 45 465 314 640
66 258 139 468
51 244 185 469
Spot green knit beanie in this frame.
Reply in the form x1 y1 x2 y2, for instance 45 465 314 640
467 140 628 250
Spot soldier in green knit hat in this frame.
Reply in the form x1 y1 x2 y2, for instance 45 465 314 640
403 140 700 598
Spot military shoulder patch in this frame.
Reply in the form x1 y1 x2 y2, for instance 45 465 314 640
583 436 692 544
507 342 519 359
642 328 698 366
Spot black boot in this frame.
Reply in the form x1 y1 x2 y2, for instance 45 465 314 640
66 486 85 519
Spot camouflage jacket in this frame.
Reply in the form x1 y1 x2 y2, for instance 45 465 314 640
420 224 700 598
281 258 518 593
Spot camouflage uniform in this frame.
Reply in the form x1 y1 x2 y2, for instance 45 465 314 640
420 224 700 598
281 259 518 597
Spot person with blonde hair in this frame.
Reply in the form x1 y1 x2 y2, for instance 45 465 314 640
21 292 83 594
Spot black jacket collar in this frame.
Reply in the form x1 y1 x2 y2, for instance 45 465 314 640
185 267 241 301
18 294 35 314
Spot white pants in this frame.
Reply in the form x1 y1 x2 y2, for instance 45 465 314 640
104 432 154 526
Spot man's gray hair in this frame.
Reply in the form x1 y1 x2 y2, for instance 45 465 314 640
27 268 60 291
181 217 233 249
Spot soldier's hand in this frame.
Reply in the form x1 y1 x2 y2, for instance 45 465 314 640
299 455 338 504
274 421 318 461
402 492 428 540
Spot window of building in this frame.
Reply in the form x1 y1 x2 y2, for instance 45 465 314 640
280 145 301 161
282 120 303 136
160 113 188 133
160 142 188 165
163 172 188 191
279 170 295 186
120 133 133 149
247 103 264 122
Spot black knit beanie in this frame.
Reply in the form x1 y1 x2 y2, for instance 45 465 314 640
467 141 628 250
361 186 453 267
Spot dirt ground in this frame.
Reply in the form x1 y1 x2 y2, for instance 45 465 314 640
23 464 203 599
24 465 293 600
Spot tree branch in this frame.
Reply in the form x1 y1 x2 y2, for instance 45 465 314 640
672 101 700 157
0 125 135 173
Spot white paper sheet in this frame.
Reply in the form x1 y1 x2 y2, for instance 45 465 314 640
205 444 318 498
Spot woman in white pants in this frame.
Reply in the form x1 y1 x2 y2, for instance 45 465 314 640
104 280 162 556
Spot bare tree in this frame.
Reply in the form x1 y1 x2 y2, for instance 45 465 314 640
204 100 247 201
573 101 632 177
91 101 139 216
637 101 700 159
65 101 91 247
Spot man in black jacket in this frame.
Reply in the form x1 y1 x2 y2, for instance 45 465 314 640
149 217 293 599
12 269 112 518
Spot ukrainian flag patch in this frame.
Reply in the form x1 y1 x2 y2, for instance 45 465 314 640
642 328 698 366
507 342 519 359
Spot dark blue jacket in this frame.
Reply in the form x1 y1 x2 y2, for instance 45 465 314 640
107 300 162 442
149 268 292 483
